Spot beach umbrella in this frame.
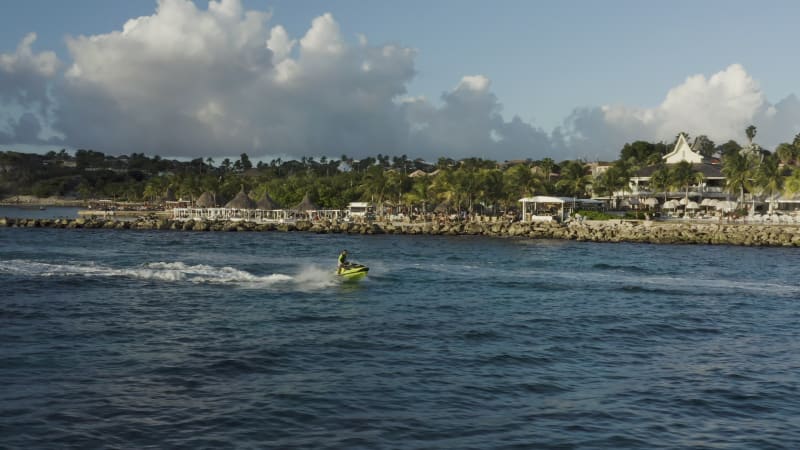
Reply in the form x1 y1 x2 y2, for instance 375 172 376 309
715 200 738 212
643 197 659 208
700 198 716 207
662 200 678 209
679 197 690 205
686 201 700 210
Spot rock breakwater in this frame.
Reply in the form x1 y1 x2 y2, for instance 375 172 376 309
2 216 800 247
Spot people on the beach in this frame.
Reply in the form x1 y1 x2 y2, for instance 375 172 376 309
337 249 349 274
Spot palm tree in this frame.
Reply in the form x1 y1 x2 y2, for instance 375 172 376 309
502 164 543 209
539 158 555 182
360 165 387 204
746 125 757 145
478 168 504 215
595 163 630 198
403 178 432 213
649 165 672 201
783 169 800 198
670 161 704 201
754 154 784 213
722 150 752 207
775 143 796 166
555 160 590 197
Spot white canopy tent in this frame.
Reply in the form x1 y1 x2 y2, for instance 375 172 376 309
519 196 604 222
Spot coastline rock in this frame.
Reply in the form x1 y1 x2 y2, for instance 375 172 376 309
3 216 800 247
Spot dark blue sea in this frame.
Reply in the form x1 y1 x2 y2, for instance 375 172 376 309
2 227 800 449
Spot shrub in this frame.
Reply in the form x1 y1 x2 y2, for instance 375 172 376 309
574 210 617 220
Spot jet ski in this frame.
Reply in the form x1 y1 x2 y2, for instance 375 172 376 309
337 263 369 279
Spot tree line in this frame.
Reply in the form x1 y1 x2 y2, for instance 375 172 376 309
3 126 800 212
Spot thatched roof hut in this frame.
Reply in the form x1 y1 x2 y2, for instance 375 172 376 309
256 191 280 210
196 191 217 208
293 193 319 211
225 188 257 209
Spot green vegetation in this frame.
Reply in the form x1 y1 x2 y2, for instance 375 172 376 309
575 210 618 220
0 150 578 213
3 125 800 213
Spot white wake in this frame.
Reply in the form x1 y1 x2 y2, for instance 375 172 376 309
0 259 339 290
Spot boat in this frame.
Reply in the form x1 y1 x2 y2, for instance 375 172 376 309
337 263 369 279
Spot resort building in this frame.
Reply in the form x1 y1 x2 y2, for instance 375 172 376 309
627 133 726 200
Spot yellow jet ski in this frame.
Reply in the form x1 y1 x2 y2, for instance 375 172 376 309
338 263 369 279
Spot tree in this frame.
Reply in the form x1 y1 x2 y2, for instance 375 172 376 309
776 142 797 166
783 169 800 198
692 135 716 158
754 154 784 213
239 153 252 171
722 150 752 206
746 125 757 145
555 160 590 197
538 157 555 182
649 165 672 201
478 168 504 214
716 140 742 159
360 165 387 203
502 164 541 203
403 178 432 213
670 161 704 200
594 163 630 197
620 141 661 168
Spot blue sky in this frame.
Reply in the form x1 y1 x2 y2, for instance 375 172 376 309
1 0 799 161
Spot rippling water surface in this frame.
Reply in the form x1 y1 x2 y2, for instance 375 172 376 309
2 228 800 449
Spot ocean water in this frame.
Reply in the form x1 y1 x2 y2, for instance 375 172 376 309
1 227 800 449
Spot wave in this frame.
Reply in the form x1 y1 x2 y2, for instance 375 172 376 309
592 262 650 274
500 266 800 298
0 259 339 290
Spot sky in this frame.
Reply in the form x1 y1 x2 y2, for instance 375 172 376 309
1 0 800 163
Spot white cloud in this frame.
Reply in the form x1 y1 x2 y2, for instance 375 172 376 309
562 64 798 159
299 13 344 56
0 33 59 143
0 33 59 78
267 25 295 63
1 1 800 163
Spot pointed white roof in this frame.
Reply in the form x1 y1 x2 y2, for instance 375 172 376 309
663 133 703 164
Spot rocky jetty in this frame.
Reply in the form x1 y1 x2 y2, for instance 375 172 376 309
2 216 800 247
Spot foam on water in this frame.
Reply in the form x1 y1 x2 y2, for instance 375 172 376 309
0 259 317 289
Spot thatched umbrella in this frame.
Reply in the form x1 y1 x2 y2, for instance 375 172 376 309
293 193 319 211
662 200 679 210
642 197 659 208
256 191 280 210
225 188 257 209
196 191 217 208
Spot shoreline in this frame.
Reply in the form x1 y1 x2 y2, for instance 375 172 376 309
2 216 800 247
